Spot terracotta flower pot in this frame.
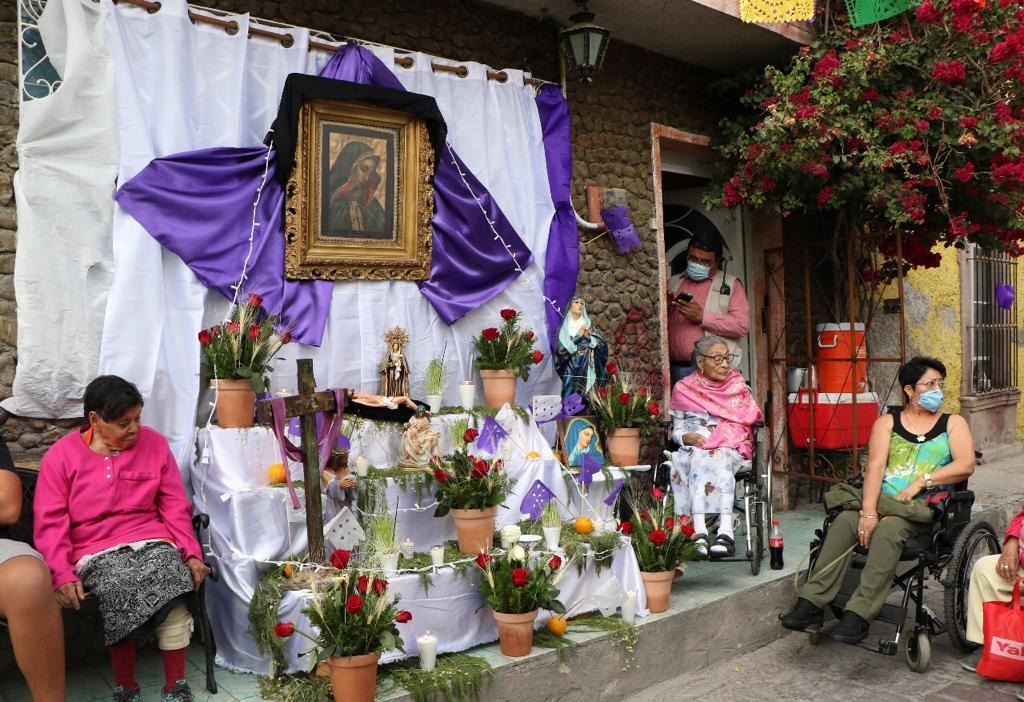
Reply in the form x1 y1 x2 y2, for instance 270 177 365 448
327 652 380 702
450 506 497 555
493 610 538 657
640 569 675 613
605 427 641 466
479 369 517 409
211 379 256 428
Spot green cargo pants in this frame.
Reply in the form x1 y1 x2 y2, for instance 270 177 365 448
799 509 930 621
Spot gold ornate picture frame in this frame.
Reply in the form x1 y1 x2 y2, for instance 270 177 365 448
284 99 433 280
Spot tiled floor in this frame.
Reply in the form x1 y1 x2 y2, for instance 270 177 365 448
0 504 824 701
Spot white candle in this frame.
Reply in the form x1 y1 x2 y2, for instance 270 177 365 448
459 381 476 410
401 538 415 559
355 456 369 477
430 545 445 567
621 590 637 625
417 631 438 672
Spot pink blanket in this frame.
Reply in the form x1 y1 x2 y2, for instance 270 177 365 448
671 369 763 459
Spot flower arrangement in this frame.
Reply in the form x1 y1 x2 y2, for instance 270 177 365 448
432 433 512 517
622 488 699 573
588 362 661 433
473 309 544 380
474 547 566 615
198 294 291 393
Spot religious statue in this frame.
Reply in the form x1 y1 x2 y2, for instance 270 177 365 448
379 327 411 399
398 411 440 471
345 389 422 424
555 296 609 402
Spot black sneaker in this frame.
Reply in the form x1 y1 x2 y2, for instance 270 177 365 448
779 597 823 631
112 686 142 702
831 610 870 644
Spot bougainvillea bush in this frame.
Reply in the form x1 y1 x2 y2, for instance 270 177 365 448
708 0 1024 267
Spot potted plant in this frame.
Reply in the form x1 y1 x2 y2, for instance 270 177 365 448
198 293 291 428
424 356 450 414
588 362 660 465
473 308 544 408
474 547 566 657
622 488 698 613
540 501 562 550
433 429 511 554
364 515 400 577
275 556 413 702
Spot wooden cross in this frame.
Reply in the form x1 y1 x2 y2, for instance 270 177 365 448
255 359 342 564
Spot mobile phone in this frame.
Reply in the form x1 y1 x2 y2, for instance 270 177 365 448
674 292 693 303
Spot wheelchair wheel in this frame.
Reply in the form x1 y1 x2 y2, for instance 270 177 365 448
943 519 1000 652
905 630 931 673
749 499 765 576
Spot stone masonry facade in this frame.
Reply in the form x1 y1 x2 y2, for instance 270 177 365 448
0 0 721 457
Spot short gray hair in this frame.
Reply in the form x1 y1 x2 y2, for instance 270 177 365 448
692 336 728 365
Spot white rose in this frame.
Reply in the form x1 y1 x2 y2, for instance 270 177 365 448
509 545 527 563
501 524 521 544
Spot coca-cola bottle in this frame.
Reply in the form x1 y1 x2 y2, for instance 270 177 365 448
769 519 784 570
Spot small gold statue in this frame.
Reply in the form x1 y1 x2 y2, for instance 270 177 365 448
379 327 411 399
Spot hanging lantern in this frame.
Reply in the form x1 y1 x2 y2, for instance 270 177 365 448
560 3 611 83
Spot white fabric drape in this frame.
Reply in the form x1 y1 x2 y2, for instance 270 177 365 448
11 0 560 474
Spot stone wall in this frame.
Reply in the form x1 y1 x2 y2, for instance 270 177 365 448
0 0 721 456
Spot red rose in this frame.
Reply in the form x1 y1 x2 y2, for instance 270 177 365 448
463 428 479 443
599 387 607 398
274 621 294 638
649 529 668 546
651 487 665 500
648 401 660 417
500 308 518 320
664 517 675 530
526 331 535 340
481 327 500 341
476 552 492 569
247 293 264 307
346 594 364 614
511 567 529 587
210 325 221 337
330 549 351 570
607 361 618 376
682 523 696 538
227 321 241 335
639 512 652 523
198 330 212 346
549 555 562 570
471 459 490 479
248 323 260 340
619 520 633 535
532 350 544 364
372 578 388 595
433 468 449 483
619 392 632 405
356 575 368 593
395 610 413 623
281 331 292 344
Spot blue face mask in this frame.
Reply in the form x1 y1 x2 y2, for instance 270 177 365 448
917 389 944 412
687 261 711 282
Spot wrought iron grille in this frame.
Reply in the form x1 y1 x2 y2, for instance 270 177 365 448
966 247 1018 394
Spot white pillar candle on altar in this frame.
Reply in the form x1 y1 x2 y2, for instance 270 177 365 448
459 381 476 410
355 456 370 477
430 545 445 567
417 631 438 671
621 590 637 625
401 538 416 559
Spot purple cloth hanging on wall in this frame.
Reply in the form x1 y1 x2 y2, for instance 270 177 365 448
536 84 579 352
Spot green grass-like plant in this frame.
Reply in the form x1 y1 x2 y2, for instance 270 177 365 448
425 357 450 396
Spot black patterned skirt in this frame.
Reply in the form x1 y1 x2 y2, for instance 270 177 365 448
78 541 193 646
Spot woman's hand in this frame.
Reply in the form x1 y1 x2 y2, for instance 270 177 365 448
895 478 925 503
186 557 211 591
681 433 705 448
56 580 86 610
857 516 878 548
998 539 1021 581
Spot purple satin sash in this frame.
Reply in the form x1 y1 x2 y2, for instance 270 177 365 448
268 388 347 509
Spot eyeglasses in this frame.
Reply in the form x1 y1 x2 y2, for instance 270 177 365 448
916 379 945 390
687 254 717 267
700 353 737 366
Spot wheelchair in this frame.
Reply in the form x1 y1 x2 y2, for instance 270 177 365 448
798 467 999 672
658 421 772 575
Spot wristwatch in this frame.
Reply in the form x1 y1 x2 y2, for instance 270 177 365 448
923 473 933 489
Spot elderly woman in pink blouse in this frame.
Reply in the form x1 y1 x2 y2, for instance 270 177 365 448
34 376 210 702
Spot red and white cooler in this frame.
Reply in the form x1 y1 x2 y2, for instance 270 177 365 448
787 390 880 449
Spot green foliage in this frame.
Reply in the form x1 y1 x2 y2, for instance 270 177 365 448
475 548 566 615
199 293 290 393
425 357 451 396
588 365 660 434
626 489 699 572
249 566 291 674
381 654 494 702
532 614 640 670
708 2 1024 266
473 308 542 380
257 674 332 702
540 501 562 528
519 520 621 574
432 450 511 517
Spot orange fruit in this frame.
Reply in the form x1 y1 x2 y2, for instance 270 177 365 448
547 615 568 636
268 463 287 484
282 563 294 578
573 516 594 534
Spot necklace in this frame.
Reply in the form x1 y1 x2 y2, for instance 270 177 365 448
901 411 935 443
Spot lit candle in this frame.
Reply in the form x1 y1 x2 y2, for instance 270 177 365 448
459 381 476 411
355 456 369 477
430 545 445 567
417 631 438 672
621 590 637 625
401 538 415 559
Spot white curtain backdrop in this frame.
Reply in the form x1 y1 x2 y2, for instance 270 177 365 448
10 0 561 471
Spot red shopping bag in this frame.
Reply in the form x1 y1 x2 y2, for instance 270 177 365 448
977 578 1024 681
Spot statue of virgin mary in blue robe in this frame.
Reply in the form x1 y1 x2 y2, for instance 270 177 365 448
555 295 609 402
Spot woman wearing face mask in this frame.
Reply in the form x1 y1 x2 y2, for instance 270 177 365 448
780 356 976 645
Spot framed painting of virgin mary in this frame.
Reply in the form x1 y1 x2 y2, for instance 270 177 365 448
284 99 434 280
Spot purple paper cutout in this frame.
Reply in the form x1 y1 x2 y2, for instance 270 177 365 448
476 415 508 454
601 206 641 254
520 479 557 520
603 478 625 506
562 393 585 417
579 453 601 485
996 283 1015 311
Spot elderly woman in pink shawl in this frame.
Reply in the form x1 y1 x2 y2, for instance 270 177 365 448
667 336 762 558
